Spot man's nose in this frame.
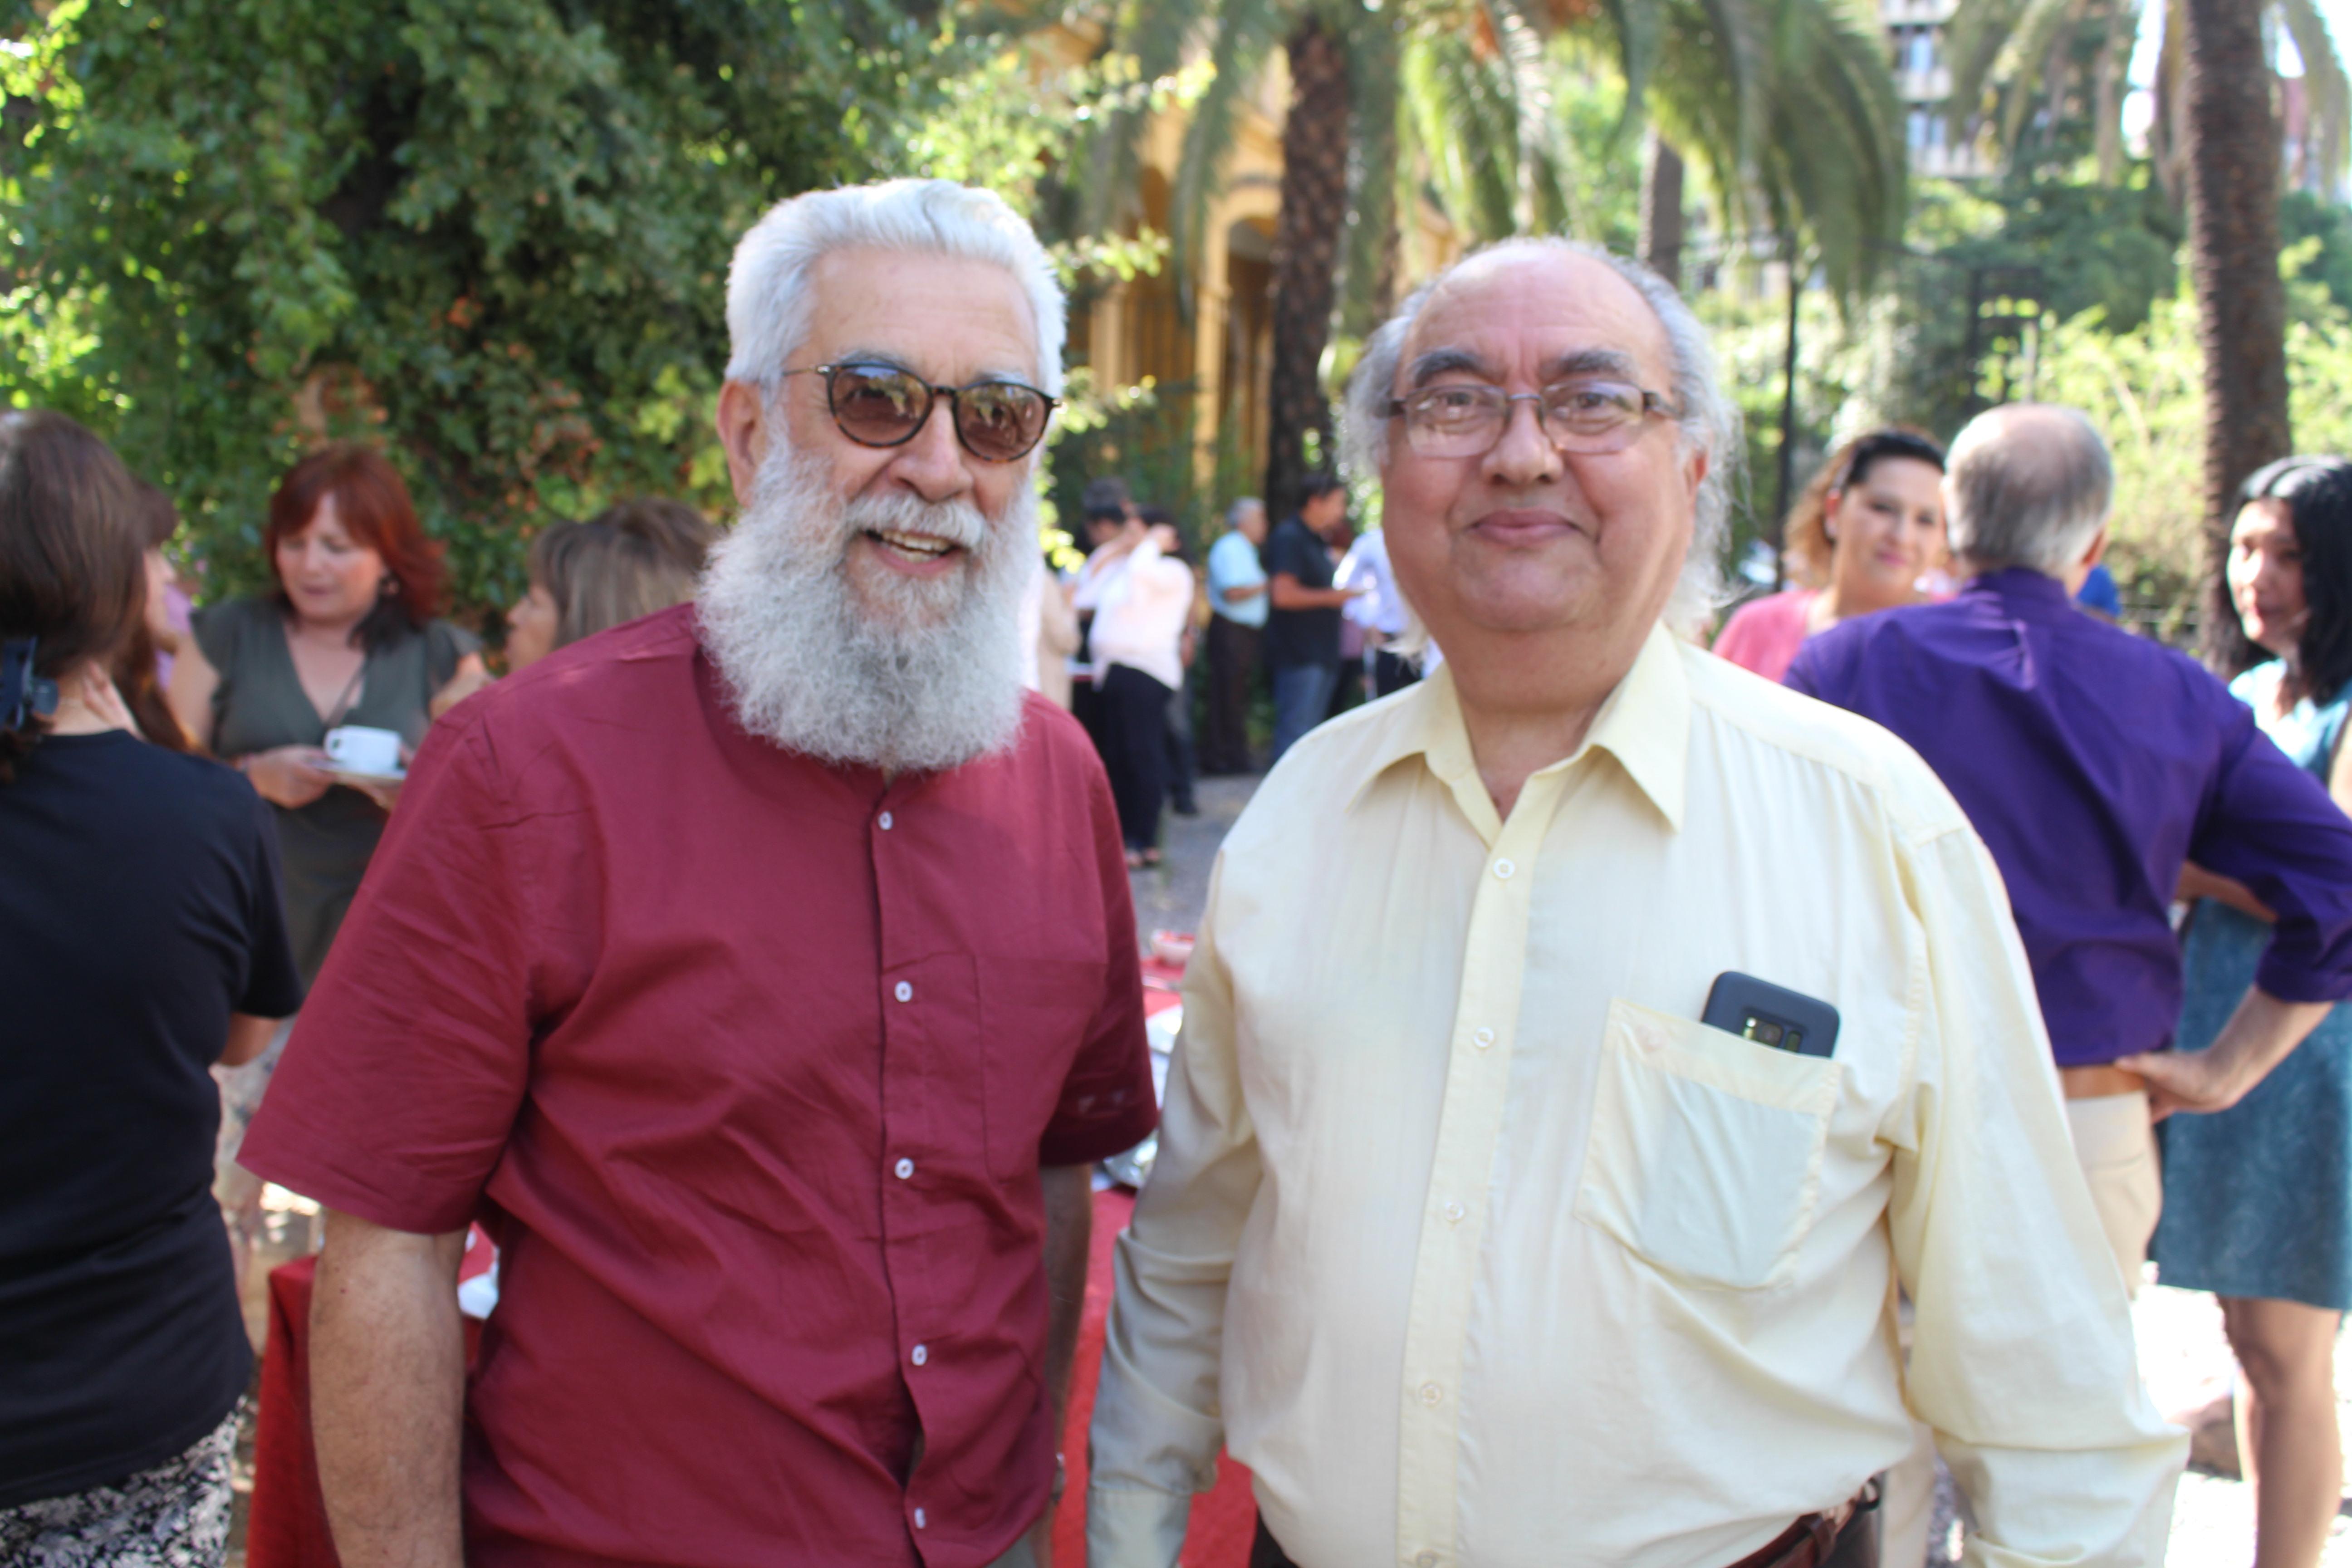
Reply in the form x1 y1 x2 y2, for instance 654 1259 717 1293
1481 397 1564 490
888 398 977 504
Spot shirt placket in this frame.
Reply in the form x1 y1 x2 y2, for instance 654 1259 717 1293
1393 764 1573 1568
870 789 944 1555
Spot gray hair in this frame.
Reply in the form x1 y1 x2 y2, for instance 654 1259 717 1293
1339 238 1740 627
725 179 1067 398
1225 497 1265 529
1944 405 2113 576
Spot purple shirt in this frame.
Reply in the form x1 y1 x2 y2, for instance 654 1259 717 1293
1785 568 2352 1066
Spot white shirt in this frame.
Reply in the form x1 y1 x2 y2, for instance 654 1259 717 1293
1076 538 1194 692
1088 626 2183 1568
1337 528 1411 637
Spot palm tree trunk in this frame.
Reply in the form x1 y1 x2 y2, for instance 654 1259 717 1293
1639 132 1687 291
2182 0 2291 665
1264 17 1352 521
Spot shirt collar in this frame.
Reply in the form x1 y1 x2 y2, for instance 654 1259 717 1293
1346 622 1690 833
1961 566 2073 610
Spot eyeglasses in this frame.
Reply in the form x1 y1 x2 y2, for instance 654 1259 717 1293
783 362 1058 463
1386 379 1680 459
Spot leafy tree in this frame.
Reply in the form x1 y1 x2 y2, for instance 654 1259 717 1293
2 0 961 623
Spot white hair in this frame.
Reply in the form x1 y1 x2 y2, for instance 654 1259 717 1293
1339 238 1741 629
1943 404 2113 577
695 434 1034 772
725 179 1068 397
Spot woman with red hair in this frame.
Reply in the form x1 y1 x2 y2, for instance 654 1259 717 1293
171 445 482 980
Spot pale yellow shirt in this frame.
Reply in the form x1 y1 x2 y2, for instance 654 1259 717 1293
1087 624 2183 1568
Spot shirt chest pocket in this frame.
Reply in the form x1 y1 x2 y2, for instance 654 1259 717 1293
1574 998 1842 1291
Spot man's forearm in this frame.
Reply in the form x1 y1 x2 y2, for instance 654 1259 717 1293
2122 986 2334 1116
1040 1164 1094 1434
311 1210 470 1568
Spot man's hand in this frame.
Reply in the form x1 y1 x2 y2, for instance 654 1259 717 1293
311 1210 470 1568
2117 987 2333 1119
1030 1164 1094 1568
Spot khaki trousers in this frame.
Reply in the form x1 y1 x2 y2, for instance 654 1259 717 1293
2064 1090 2162 1295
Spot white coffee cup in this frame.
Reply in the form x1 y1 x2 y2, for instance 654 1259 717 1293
323 724 403 776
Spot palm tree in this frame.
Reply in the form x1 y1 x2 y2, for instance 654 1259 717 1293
1078 0 1907 518
2180 0 2293 660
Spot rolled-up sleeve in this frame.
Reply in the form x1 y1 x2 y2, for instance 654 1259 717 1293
2189 697 2352 1004
1891 823 2185 1566
1088 855 1261 1568
236 713 534 1235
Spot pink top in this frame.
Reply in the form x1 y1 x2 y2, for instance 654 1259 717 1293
1711 589 1819 682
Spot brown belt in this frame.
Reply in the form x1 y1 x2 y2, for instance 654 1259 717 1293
1724 1479 1881 1568
2058 1063 2146 1099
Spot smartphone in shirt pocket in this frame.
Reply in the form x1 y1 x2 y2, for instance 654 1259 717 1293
1575 995 1842 1291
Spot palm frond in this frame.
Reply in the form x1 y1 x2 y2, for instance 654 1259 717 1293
1340 11 1406 335
2278 0 2352 190
1080 0 1218 235
1166 0 1291 290
1991 0 2089 155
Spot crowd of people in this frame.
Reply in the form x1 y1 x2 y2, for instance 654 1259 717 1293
4 175 2351 1568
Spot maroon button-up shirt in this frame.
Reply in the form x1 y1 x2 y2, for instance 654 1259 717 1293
241 606 1157 1568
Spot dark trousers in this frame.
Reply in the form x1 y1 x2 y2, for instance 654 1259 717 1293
1203 616 1261 773
1165 666 1198 813
1249 1501 1879 1568
1370 648 1421 699
1098 662 1173 852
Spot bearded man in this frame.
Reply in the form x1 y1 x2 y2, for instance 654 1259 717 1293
239 181 1156 1568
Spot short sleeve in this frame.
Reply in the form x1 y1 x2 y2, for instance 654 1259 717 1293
235 785 304 1019
190 599 238 671
1036 752 1160 1167
424 618 483 689
235 710 534 1234
1266 525 1309 581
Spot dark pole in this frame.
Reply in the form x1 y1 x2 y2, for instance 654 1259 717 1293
1771 241 1802 592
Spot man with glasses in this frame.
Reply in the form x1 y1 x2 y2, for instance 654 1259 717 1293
240 181 1156 1568
1087 240 2181 1568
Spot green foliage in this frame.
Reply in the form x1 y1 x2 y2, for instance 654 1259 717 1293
3 0 969 625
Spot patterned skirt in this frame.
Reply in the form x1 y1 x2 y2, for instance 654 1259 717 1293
0 1404 239 1568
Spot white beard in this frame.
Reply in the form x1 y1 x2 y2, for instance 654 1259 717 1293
696 440 1034 773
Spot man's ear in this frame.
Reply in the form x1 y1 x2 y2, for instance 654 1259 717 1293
1684 444 1710 503
2081 524 2110 571
716 380 770 504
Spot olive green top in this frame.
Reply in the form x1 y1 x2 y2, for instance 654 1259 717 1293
193 597 479 982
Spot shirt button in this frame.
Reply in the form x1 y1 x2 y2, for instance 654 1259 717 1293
1492 858 1515 880
1444 1201 1465 1224
1472 1027 1495 1049
1637 1024 1666 1053
911 1343 928 1367
877 811 894 831
1420 1381 1443 1406
912 1507 927 1529
894 1157 914 1180
894 981 914 1003
1417 1553 1440 1568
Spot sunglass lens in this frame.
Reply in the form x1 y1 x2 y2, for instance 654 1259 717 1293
956 384 1049 461
830 369 928 446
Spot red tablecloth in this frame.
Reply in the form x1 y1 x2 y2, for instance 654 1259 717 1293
250 963 1255 1567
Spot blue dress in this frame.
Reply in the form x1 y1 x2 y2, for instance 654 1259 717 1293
2150 662 2352 1309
